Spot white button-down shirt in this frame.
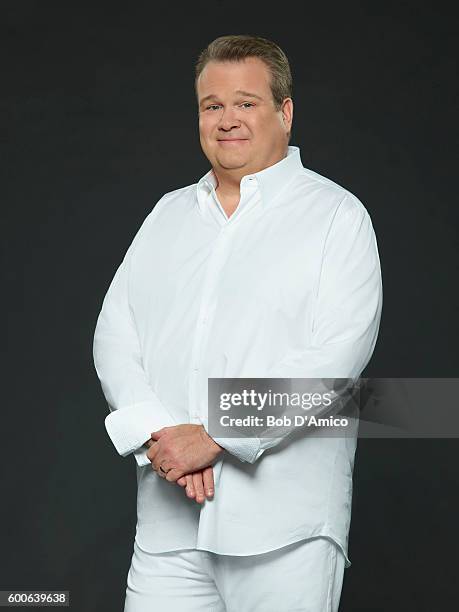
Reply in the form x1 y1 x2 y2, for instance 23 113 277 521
93 145 383 567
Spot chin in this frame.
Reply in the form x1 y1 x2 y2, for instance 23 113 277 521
216 156 248 170
215 151 249 167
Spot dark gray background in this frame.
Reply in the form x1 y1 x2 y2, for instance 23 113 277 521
1 2 457 610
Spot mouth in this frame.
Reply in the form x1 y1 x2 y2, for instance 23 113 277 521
217 139 249 144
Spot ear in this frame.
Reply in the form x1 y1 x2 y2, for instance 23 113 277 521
281 98 294 132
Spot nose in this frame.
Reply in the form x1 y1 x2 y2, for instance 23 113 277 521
217 106 241 131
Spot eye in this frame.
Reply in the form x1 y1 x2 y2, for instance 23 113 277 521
206 104 221 111
240 102 254 108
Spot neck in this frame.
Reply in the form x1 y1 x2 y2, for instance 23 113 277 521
213 146 289 199
213 170 243 200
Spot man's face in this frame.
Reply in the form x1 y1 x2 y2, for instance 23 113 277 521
197 57 293 176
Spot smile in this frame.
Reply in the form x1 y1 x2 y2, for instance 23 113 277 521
217 139 249 145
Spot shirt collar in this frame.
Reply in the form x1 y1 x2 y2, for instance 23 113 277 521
196 145 304 214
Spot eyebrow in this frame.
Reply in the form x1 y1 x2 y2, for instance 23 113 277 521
199 90 264 106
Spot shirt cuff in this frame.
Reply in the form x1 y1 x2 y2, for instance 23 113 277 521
133 445 152 467
212 437 264 464
104 399 175 458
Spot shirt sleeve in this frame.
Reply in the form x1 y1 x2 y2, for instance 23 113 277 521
211 198 383 463
93 207 178 461
133 444 152 467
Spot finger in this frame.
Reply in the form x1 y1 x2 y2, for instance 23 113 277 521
148 442 159 465
185 474 195 498
176 476 187 487
165 468 183 483
202 466 215 499
158 464 170 479
193 472 205 504
151 449 166 473
151 429 165 440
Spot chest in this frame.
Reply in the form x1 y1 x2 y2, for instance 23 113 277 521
130 206 328 321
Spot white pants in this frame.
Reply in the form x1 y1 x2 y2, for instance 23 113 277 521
124 537 345 612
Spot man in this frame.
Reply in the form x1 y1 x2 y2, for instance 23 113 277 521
93 34 383 611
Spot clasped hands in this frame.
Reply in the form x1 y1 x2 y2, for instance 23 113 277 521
144 424 224 505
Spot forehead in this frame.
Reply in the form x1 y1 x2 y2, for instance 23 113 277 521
196 57 271 97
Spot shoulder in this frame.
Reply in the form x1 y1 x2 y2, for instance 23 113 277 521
293 165 369 222
149 182 197 215
139 182 198 230
125 183 197 253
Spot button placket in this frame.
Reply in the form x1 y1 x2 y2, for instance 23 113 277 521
188 227 231 423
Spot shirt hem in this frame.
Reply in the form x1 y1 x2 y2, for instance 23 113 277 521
135 529 351 568
195 533 351 569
